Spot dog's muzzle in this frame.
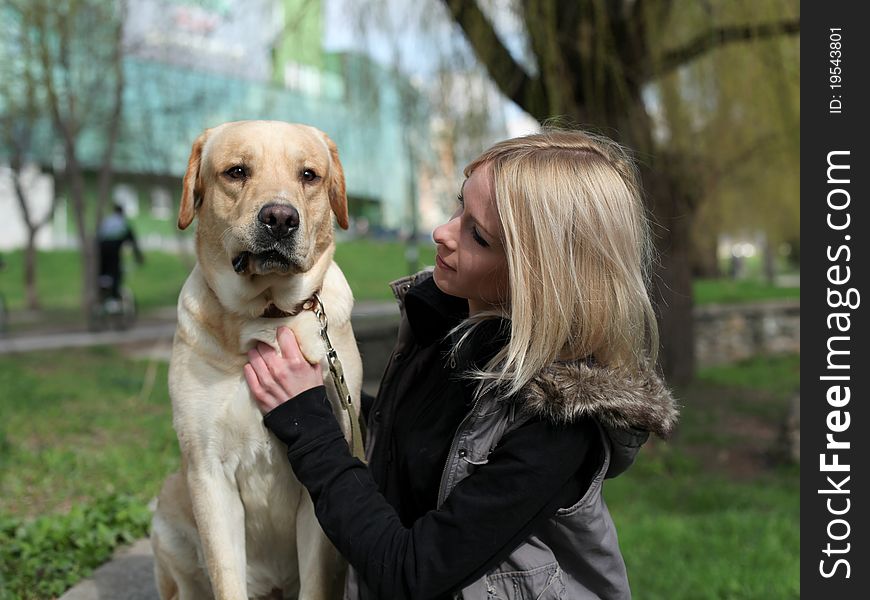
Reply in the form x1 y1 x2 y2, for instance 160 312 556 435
232 203 303 275
232 250 295 276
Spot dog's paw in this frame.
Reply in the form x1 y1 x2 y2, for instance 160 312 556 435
289 312 327 365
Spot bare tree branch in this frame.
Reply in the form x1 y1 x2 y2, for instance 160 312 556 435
652 18 800 79
441 0 547 116
626 0 673 74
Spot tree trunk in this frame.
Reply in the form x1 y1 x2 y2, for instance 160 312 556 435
24 230 40 310
619 104 699 385
82 233 98 321
762 235 776 285
642 162 696 385
9 169 41 311
63 158 99 318
691 234 721 279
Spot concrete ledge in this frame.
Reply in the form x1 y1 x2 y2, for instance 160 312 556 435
59 539 158 600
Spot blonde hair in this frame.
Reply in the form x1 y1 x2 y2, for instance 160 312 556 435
451 128 659 399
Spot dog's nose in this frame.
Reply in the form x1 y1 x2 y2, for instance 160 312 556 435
258 204 300 239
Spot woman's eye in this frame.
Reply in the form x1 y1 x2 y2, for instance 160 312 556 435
457 193 464 206
302 169 318 182
224 166 247 180
472 227 489 248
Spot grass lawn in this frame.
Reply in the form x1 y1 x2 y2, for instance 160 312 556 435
0 347 177 598
694 278 800 305
608 354 800 598
0 242 419 317
0 349 799 599
0 348 177 516
2 248 797 318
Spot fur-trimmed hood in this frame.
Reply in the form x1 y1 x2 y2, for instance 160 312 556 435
521 361 678 438
520 360 679 478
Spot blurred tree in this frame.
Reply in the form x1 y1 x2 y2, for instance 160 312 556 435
3 0 128 319
659 4 800 284
0 7 55 309
440 0 800 382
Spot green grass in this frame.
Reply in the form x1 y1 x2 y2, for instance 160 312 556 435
0 347 178 597
335 240 427 300
609 461 798 599
0 348 177 517
0 242 422 317
1 494 153 599
607 422 800 598
697 354 800 400
605 354 800 598
694 278 800 305
0 249 195 315
0 350 800 598
1 249 799 319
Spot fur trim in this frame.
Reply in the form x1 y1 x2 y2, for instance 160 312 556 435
519 361 679 438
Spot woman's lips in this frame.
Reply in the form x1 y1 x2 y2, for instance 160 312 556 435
436 254 455 271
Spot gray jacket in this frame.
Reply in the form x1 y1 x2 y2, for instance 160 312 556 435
347 270 679 600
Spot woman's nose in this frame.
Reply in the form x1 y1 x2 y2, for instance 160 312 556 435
434 207 462 244
432 218 456 248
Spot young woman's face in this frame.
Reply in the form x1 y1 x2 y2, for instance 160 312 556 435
432 163 509 315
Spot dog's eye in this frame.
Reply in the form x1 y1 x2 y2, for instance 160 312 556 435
224 166 248 180
301 169 318 182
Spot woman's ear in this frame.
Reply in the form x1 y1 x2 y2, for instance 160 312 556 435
322 133 349 230
177 130 210 230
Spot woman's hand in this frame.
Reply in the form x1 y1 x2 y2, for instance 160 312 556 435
244 326 324 414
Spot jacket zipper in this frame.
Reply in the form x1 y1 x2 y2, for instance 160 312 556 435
436 394 484 508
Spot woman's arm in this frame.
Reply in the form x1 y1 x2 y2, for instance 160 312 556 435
247 328 599 600
265 388 596 600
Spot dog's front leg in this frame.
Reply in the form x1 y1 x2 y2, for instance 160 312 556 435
187 466 248 599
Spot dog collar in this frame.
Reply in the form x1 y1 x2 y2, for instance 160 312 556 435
260 293 320 319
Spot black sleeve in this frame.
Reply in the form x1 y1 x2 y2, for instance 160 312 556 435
264 386 600 600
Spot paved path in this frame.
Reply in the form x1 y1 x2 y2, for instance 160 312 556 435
59 540 159 600
0 301 398 355
0 322 177 354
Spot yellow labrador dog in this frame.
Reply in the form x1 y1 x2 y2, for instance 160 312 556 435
150 121 362 600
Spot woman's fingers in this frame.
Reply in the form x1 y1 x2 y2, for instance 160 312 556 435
256 341 278 364
247 346 273 382
276 326 306 363
243 363 262 395
242 363 271 403
244 363 277 411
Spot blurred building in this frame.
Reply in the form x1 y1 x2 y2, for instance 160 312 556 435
0 0 430 251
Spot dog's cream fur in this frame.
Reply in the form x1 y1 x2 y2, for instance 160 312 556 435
150 121 362 600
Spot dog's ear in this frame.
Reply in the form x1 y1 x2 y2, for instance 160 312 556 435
178 130 209 230
323 134 349 230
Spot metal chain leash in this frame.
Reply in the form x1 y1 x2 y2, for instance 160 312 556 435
309 293 366 462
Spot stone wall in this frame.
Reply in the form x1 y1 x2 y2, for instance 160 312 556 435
694 300 800 367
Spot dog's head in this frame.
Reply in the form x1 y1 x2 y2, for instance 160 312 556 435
178 121 348 280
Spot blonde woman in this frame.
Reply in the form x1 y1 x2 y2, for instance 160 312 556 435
245 129 679 599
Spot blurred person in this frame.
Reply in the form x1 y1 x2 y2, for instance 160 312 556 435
245 129 679 599
97 203 144 303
